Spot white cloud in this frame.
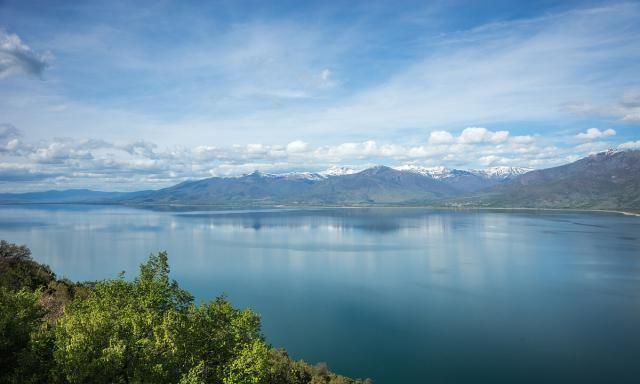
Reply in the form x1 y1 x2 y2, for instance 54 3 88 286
573 141 612 154
0 30 50 79
618 140 640 150
286 140 309 153
510 135 534 144
428 130 454 144
478 155 506 167
575 128 616 140
320 68 331 81
566 90 640 123
0 122 633 191
3 3 639 149
119 140 158 158
245 143 267 154
458 127 509 144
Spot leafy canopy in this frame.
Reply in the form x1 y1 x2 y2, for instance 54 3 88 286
0 241 371 384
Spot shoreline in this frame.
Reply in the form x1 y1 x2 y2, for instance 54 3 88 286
1 201 639 217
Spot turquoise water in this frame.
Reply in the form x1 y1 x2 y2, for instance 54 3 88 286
1 205 639 383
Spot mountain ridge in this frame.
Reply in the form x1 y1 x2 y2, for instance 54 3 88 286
1 150 639 211
448 149 640 210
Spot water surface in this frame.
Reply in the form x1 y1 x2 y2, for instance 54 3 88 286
1 205 639 383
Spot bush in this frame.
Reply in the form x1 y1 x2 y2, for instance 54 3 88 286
0 241 372 384
0 287 54 383
0 240 55 291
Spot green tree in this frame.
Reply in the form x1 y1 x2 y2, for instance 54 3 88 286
0 287 54 383
0 240 55 291
54 251 270 384
0 241 372 384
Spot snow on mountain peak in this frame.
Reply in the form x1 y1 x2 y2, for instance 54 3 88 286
278 172 325 181
238 165 533 180
471 166 532 179
393 165 457 179
319 166 361 177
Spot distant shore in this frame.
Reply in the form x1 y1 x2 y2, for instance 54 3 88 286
1 201 639 217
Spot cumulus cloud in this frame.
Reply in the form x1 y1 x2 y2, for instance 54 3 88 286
428 131 454 145
478 155 507 167
119 140 158 158
245 143 268 154
0 30 50 79
618 140 640 150
458 127 509 144
286 140 309 153
575 128 616 140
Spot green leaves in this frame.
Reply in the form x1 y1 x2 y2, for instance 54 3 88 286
0 287 53 383
54 252 269 384
0 242 372 384
0 240 55 291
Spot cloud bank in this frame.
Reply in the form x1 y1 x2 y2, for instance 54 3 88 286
0 125 628 192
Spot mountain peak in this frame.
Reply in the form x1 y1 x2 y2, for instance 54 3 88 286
471 166 532 179
360 165 394 175
394 165 458 179
320 166 360 177
245 170 277 178
596 148 623 158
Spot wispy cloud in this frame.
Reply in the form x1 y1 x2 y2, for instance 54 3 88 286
3 2 639 147
0 30 50 79
1 1 639 191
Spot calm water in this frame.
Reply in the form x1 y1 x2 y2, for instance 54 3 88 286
1 205 640 383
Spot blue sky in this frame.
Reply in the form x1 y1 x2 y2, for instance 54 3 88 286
1 0 639 191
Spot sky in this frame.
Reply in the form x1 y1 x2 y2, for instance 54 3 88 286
1 0 639 192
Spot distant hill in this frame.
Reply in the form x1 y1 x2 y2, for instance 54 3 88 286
123 170 319 206
0 189 151 204
122 165 525 206
395 165 532 193
2 150 638 210
450 150 640 210
300 166 457 204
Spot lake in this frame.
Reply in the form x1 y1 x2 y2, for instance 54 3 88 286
1 205 639 383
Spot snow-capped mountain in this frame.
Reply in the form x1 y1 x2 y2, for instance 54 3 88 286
393 165 467 179
278 172 325 181
319 166 361 177
5 150 638 209
393 165 531 180
241 170 325 181
470 166 532 180
236 165 531 181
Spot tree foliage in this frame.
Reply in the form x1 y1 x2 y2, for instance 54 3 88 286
0 240 55 291
0 287 55 383
0 241 371 384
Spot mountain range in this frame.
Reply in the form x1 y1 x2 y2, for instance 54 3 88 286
2 150 639 211
450 149 640 210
